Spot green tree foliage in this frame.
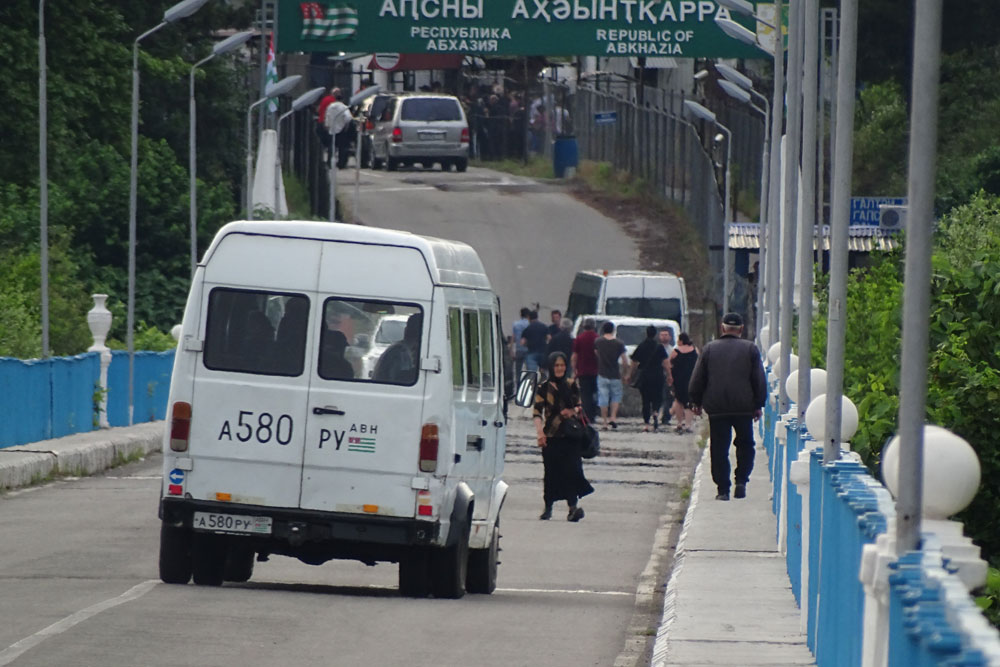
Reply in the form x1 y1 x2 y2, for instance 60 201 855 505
852 82 908 197
0 0 250 357
812 192 1000 563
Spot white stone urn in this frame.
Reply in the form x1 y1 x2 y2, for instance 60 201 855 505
87 294 112 352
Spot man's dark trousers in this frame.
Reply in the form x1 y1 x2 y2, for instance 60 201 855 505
578 374 598 422
708 415 755 494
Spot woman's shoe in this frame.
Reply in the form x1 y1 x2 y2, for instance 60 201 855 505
568 507 585 522
652 415 659 432
539 506 552 520
674 425 685 434
609 421 617 430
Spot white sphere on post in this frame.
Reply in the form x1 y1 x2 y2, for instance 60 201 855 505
804 393 859 442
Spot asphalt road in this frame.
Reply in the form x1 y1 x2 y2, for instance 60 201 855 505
0 166 699 667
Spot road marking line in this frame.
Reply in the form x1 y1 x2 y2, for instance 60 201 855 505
0 579 158 666
497 587 631 596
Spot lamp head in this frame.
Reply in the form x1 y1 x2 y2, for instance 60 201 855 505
683 99 717 124
715 17 761 50
693 69 710 81
265 74 302 99
715 63 754 91
349 84 382 106
213 30 255 56
164 0 210 23
714 132 725 143
292 86 327 112
718 79 752 105
715 0 756 17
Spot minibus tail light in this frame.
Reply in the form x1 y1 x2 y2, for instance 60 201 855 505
392 127 403 143
460 127 469 143
419 424 438 473
170 401 192 452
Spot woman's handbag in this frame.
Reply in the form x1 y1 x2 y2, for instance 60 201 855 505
580 424 600 459
577 413 600 459
556 415 586 440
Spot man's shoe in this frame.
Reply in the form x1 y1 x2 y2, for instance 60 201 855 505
539 506 552 520
715 492 730 501
734 484 746 499
652 415 659 432
568 507 585 522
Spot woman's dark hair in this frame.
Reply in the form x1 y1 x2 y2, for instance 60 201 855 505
646 325 657 338
546 351 568 373
678 332 692 346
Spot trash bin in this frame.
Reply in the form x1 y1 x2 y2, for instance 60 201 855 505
553 135 578 178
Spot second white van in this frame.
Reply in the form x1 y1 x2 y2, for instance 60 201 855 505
565 269 689 332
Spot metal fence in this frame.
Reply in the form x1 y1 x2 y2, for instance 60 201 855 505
0 351 174 448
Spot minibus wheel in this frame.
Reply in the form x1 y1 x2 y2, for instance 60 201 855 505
223 543 255 583
398 548 431 597
430 521 470 599
466 520 499 594
191 533 226 586
158 523 192 585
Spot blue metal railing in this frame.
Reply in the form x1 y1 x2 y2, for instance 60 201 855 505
761 365 1000 667
0 350 174 448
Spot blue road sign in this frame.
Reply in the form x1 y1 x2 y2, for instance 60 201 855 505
850 197 906 225
594 111 618 125
168 468 185 485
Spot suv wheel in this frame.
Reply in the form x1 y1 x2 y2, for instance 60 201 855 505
455 158 468 173
387 155 399 172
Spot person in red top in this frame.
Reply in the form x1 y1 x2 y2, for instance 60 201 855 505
316 87 339 163
571 318 599 422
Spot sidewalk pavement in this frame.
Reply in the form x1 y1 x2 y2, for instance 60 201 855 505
651 441 816 666
0 423 163 492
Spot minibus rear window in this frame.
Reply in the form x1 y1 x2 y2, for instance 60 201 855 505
203 288 309 376
319 298 423 386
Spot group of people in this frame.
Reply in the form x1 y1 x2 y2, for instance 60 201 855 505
527 309 769 520
315 86 356 169
462 84 572 161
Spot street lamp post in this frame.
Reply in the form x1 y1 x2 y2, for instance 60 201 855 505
128 0 209 425
39 0 49 358
189 30 254 278
245 74 301 219
715 9 784 355
684 100 733 315
276 87 326 220
716 75 771 338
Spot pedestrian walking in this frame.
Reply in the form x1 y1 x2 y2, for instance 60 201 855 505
511 307 530 380
571 317 599 422
629 325 670 432
520 310 548 373
668 332 699 433
316 87 337 164
687 314 766 501
594 321 630 430
547 309 563 340
658 328 675 426
533 352 593 521
546 316 574 366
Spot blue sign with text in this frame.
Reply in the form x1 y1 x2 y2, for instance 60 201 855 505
594 111 618 125
850 197 906 225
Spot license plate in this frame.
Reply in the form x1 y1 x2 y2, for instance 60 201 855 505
418 131 445 141
193 511 272 535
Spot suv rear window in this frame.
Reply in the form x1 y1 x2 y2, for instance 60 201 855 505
204 288 309 376
400 98 462 122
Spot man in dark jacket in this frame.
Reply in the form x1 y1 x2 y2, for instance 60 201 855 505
688 313 767 501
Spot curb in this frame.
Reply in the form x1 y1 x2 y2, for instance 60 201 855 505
0 422 164 492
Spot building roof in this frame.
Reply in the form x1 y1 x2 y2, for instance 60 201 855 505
728 223 901 252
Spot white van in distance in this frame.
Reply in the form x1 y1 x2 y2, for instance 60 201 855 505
158 220 509 598
565 269 689 332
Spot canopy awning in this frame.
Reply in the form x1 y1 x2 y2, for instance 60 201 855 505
368 53 464 72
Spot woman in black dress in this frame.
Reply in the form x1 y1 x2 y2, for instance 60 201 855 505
533 352 594 521
669 332 699 433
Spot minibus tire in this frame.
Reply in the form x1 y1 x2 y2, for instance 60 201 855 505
158 523 192 585
430 522 470 599
466 521 499 594
191 534 226 586
223 544 255 583
398 549 431 597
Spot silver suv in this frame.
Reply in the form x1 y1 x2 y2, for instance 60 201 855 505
371 94 469 172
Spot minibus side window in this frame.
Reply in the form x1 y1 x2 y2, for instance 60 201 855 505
203 288 309 376
448 308 464 389
479 310 495 392
464 310 481 389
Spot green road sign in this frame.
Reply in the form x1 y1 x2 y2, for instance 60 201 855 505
278 0 766 59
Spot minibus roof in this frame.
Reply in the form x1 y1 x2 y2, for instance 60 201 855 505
205 220 492 290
